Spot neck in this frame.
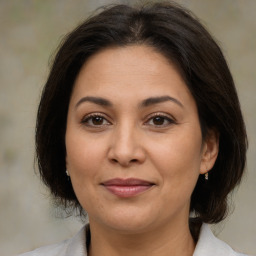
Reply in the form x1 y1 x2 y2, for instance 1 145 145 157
88 220 195 256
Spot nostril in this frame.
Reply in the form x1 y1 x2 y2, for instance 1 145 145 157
110 158 138 165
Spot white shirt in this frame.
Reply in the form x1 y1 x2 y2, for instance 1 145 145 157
18 223 249 256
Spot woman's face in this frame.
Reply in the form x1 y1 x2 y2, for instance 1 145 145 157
66 45 218 234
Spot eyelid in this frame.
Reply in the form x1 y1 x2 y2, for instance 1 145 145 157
80 111 176 128
81 112 112 126
147 112 176 120
144 112 177 126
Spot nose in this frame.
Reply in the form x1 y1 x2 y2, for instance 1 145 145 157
107 124 146 167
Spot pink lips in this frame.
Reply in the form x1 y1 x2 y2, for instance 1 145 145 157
101 178 154 198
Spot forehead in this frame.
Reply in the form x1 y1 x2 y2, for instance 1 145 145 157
71 45 193 105
78 45 179 79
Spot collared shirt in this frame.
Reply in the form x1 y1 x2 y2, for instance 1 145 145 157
18 223 249 256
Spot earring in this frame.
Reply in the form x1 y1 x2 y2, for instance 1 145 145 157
66 169 70 177
205 172 208 180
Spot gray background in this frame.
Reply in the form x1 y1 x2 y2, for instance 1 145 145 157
0 0 255 255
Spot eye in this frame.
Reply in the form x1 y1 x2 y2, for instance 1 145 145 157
145 113 176 127
82 114 111 127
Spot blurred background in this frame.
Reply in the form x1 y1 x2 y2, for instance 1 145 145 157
0 0 255 255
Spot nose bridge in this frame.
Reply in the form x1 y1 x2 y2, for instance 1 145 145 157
114 121 137 154
108 120 145 165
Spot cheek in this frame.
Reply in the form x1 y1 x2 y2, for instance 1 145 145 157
148 129 203 188
65 133 106 209
65 131 105 180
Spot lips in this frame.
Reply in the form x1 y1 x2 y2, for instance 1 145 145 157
101 178 155 198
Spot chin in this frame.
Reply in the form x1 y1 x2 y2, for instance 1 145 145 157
107 220 154 235
95 206 159 234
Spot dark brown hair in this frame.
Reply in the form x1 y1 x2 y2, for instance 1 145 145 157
36 1 247 224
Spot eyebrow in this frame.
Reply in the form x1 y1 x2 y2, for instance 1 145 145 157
141 96 184 108
75 95 183 109
75 96 112 109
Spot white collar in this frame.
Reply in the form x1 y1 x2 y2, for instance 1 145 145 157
193 223 247 256
64 225 88 256
63 223 248 256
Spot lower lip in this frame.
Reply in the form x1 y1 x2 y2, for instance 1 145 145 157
103 185 153 197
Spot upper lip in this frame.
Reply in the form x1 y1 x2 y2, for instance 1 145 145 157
101 178 154 186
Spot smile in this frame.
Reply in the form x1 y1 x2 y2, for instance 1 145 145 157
101 178 155 198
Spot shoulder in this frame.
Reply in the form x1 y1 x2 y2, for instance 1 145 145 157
17 225 88 256
194 223 250 256
17 240 69 256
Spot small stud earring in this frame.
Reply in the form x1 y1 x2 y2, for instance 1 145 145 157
66 170 70 177
205 172 208 180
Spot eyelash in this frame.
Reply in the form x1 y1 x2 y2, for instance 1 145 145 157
81 112 176 128
144 113 176 128
81 113 111 127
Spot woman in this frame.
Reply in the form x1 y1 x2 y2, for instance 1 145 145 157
20 2 248 256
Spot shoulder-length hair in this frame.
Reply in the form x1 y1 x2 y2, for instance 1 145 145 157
36 1 247 224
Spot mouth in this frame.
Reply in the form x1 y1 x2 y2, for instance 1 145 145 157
101 178 155 198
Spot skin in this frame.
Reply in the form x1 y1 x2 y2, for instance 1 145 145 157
65 45 218 256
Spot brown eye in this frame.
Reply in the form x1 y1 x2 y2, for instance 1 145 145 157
145 114 176 128
92 116 104 125
82 114 110 127
152 116 165 125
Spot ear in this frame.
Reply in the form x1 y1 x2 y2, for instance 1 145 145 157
200 129 219 175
